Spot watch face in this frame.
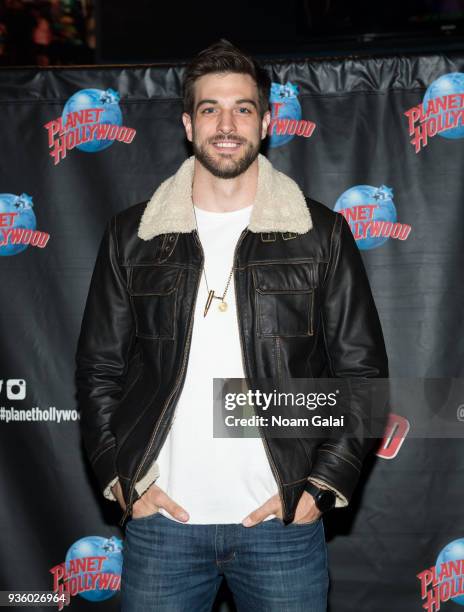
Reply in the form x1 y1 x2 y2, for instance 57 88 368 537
316 490 336 513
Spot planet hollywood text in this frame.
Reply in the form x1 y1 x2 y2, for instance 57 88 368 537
44 108 136 165
0 207 49 248
268 101 316 139
404 93 464 153
337 204 411 242
417 559 464 611
50 556 120 610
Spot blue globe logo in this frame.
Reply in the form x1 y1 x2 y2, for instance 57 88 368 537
65 536 123 602
61 88 122 153
422 73 464 139
0 193 36 256
334 185 397 250
435 538 464 605
269 82 302 148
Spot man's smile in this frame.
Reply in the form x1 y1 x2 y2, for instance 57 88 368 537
211 140 243 152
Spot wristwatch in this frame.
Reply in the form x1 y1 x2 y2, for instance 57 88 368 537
303 481 336 513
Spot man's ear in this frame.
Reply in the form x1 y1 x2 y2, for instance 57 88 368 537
182 112 193 143
261 110 271 140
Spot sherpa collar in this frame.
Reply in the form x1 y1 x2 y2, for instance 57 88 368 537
137 153 312 240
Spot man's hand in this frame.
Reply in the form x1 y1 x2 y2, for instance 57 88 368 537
111 480 190 522
242 491 322 527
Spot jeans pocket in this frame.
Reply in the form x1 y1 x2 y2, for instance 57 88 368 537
290 516 322 527
130 510 160 523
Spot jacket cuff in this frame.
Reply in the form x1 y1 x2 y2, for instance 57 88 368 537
309 444 362 507
102 461 161 502
103 476 119 501
134 461 160 497
308 477 348 508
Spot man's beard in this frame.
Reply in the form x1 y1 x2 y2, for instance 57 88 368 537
192 134 260 179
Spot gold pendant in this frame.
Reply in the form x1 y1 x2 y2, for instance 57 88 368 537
204 290 215 317
218 301 228 312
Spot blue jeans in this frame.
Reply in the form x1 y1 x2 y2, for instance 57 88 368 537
121 512 329 611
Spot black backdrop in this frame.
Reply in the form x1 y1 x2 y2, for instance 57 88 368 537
1 53 463 611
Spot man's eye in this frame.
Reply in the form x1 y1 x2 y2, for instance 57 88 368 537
238 107 252 114
201 108 215 114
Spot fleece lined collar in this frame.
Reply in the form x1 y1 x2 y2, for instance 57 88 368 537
137 154 312 240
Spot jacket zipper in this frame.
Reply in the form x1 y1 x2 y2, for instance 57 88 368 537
120 240 204 525
232 230 286 518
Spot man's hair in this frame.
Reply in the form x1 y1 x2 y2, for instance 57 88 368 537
182 39 271 118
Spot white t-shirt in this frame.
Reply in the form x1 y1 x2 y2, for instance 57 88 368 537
155 204 279 524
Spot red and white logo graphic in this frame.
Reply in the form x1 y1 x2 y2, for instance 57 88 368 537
376 413 410 459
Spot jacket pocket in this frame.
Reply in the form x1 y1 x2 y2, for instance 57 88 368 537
128 265 180 339
253 263 315 338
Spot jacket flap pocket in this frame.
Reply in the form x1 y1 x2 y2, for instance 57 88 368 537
253 263 315 294
128 266 180 296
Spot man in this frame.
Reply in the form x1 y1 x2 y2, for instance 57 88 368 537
75 39 388 611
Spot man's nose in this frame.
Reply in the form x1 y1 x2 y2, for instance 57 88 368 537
216 109 236 134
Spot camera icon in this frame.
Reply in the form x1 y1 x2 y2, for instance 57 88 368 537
6 379 26 400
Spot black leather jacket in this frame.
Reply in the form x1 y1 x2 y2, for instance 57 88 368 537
75 158 388 527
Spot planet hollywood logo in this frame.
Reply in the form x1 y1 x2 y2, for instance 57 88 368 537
404 72 464 153
334 185 411 250
49 535 123 610
44 88 136 165
268 82 316 148
417 538 464 610
0 193 50 256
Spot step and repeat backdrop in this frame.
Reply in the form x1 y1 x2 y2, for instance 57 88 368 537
0 54 463 611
